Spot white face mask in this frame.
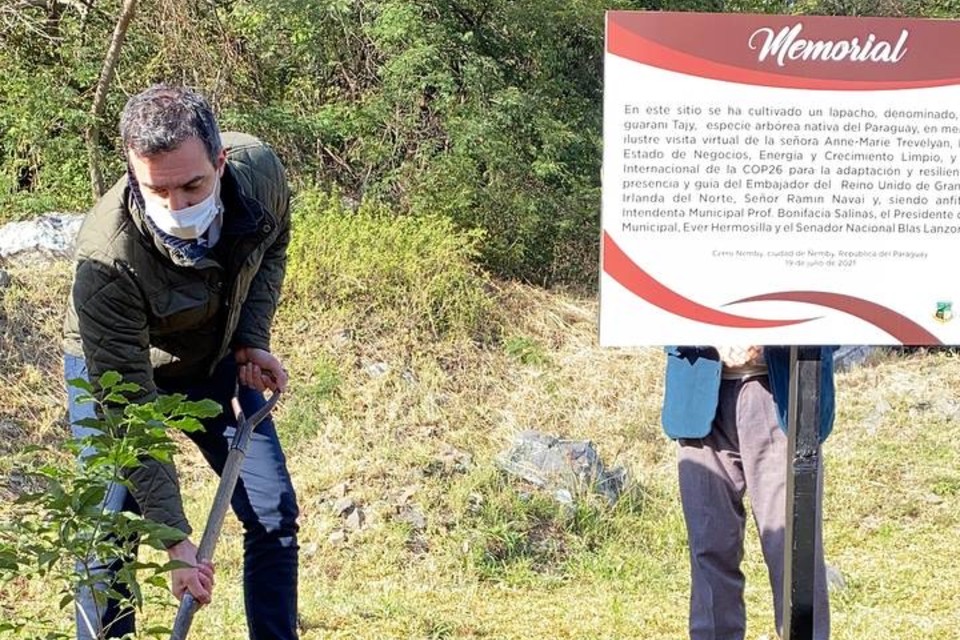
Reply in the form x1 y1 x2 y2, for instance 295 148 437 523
144 178 222 240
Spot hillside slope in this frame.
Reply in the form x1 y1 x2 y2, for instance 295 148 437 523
1 259 958 639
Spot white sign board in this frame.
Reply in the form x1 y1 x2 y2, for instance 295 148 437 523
601 12 960 346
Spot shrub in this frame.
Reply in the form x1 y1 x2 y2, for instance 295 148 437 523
284 188 494 341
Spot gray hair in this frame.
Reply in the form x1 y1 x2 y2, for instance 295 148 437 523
119 84 222 165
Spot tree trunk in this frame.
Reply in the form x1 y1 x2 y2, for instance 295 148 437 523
86 0 138 200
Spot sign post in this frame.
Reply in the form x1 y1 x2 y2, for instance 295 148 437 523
783 346 822 640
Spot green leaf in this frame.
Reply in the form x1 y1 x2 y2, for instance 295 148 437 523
37 550 59 569
141 625 173 636
72 417 103 431
98 371 122 389
139 522 188 549
67 377 94 394
102 392 130 406
17 444 46 455
146 449 172 463
168 417 204 433
76 485 106 509
0 549 20 572
126 575 143 606
179 399 222 419
161 559 192 571
144 574 169 589
153 395 186 415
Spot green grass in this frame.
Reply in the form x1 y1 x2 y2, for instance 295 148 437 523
503 336 549 367
2 253 959 638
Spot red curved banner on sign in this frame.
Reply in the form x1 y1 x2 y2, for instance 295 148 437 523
602 232 814 328
732 291 943 345
603 232 943 344
607 12 960 91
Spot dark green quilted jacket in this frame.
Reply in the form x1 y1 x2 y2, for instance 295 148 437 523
64 132 290 538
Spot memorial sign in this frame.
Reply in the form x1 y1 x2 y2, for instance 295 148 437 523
601 12 960 346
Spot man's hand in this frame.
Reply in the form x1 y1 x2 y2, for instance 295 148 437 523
167 538 215 606
716 345 764 368
234 347 288 392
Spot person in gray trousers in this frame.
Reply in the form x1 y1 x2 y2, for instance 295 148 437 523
661 345 836 640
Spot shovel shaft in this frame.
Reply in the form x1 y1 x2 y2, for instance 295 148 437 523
168 389 280 639
198 444 250 559
168 444 249 639
170 593 199 640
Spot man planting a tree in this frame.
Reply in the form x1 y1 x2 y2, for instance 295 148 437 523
63 84 299 639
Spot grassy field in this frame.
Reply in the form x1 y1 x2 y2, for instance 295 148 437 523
1 260 959 639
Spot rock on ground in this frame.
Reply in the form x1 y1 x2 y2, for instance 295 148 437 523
496 430 626 504
0 214 83 264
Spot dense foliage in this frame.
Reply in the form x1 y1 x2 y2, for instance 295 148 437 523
2 0 958 284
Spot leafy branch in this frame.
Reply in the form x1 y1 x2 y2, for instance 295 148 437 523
0 372 220 640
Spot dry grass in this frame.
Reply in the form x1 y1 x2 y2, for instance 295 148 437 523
1 261 959 639
0 261 73 497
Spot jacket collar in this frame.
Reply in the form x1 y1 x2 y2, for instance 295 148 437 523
218 165 264 235
127 163 265 267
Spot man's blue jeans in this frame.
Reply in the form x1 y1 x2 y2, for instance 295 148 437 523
65 354 300 640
